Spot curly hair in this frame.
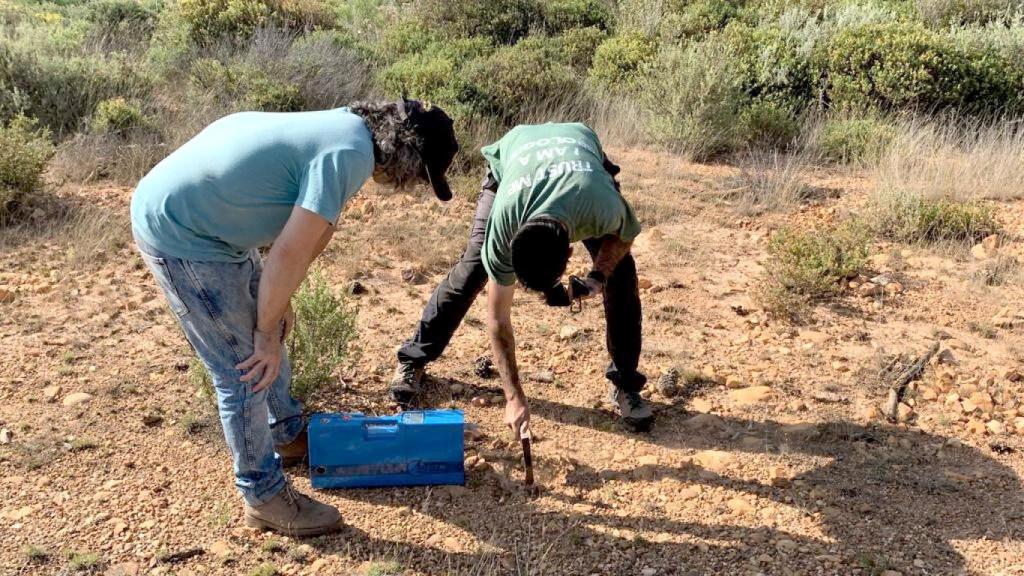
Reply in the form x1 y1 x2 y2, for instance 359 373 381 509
349 101 425 189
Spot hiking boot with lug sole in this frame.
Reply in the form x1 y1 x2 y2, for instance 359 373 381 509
389 362 424 407
274 423 308 468
609 384 655 432
243 484 341 537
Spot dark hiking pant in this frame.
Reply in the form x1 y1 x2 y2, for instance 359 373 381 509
396 175 646 392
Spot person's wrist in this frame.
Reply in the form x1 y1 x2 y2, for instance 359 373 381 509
255 326 281 341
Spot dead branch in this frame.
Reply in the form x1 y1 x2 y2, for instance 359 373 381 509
885 341 940 422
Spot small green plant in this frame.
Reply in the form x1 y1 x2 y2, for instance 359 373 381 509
286 544 311 563
288 270 357 400
738 101 800 149
818 118 895 164
0 115 54 223
261 537 286 554
756 220 871 318
189 356 215 401
180 412 207 435
25 545 50 563
968 320 997 338
367 560 403 576
67 551 100 571
90 98 147 136
249 563 280 576
69 438 99 452
869 190 998 245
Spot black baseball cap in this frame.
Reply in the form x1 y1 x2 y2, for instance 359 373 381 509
403 98 458 201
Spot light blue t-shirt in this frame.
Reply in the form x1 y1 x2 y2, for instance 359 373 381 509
130 107 374 262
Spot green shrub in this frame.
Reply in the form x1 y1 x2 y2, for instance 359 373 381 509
189 58 302 112
249 563 280 576
557 26 608 68
463 42 578 121
818 117 895 163
366 560 403 576
67 551 101 572
376 18 440 64
91 97 146 135
916 0 1023 26
288 270 357 401
179 0 335 44
189 355 214 402
640 40 747 159
419 0 540 45
0 115 53 222
540 0 615 33
823 21 1018 114
659 0 739 43
723 22 820 112
869 189 998 244
757 220 871 317
87 0 159 49
738 101 800 149
0 44 151 137
587 31 657 93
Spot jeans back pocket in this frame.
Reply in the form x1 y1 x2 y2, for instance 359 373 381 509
139 251 190 318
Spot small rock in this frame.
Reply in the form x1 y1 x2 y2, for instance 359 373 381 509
971 243 991 260
208 540 232 558
999 367 1021 382
142 414 163 427
0 287 15 303
0 428 11 445
637 278 653 290
897 403 914 422
690 398 713 412
449 383 465 395
858 282 883 297
530 371 554 383
935 349 959 365
725 375 744 389
684 413 723 430
347 280 368 295
471 396 489 407
728 385 772 405
768 466 790 488
43 385 62 402
880 571 903 576
776 539 798 553
401 268 426 285
62 392 94 406
641 568 656 576
811 390 844 404
657 368 679 397
727 497 754 516
558 325 581 341
968 391 995 414
694 450 734 473
987 420 1007 435
473 356 494 379
885 281 904 295
105 562 141 576
860 405 881 421
966 418 987 435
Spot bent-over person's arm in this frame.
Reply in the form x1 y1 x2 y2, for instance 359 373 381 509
487 280 530 438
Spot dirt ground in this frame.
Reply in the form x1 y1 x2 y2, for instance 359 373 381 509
2 148 1023 576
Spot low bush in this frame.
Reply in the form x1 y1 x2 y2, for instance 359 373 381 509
916 0 1023 26
756 220 871 318
723 22 820 112
823 21 1018 114
640 39 747 159
587 31 657 93
557 26 608 68
86 0 159 50
90 97 147 135
418 0 539 45
868 189 998 244
540 0 615 33
179 0 335 44
0 115 53 222
738 100 801 149
189 58 302 112
659 0 740 43
817 117 895 163
288 270 357 401
463 42 578 122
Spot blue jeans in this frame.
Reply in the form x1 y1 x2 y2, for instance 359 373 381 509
134 231 304 505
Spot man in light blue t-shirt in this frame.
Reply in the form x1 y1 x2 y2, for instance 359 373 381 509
130 99 458 537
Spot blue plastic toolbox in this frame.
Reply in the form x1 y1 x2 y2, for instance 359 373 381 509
308 410 465 489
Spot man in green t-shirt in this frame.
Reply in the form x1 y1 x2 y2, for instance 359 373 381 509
391 123 653 434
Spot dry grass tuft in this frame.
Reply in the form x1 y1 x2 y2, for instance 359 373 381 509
874 116 1024 202
718 150 822 216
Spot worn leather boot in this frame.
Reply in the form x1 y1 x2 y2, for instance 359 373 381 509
389 362 424 408
243 484 341 537
275 424 308 467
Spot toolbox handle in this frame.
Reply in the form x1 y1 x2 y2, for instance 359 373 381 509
363 418 399 439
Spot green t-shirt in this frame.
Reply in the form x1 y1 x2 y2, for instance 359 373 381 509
480 123 641 286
